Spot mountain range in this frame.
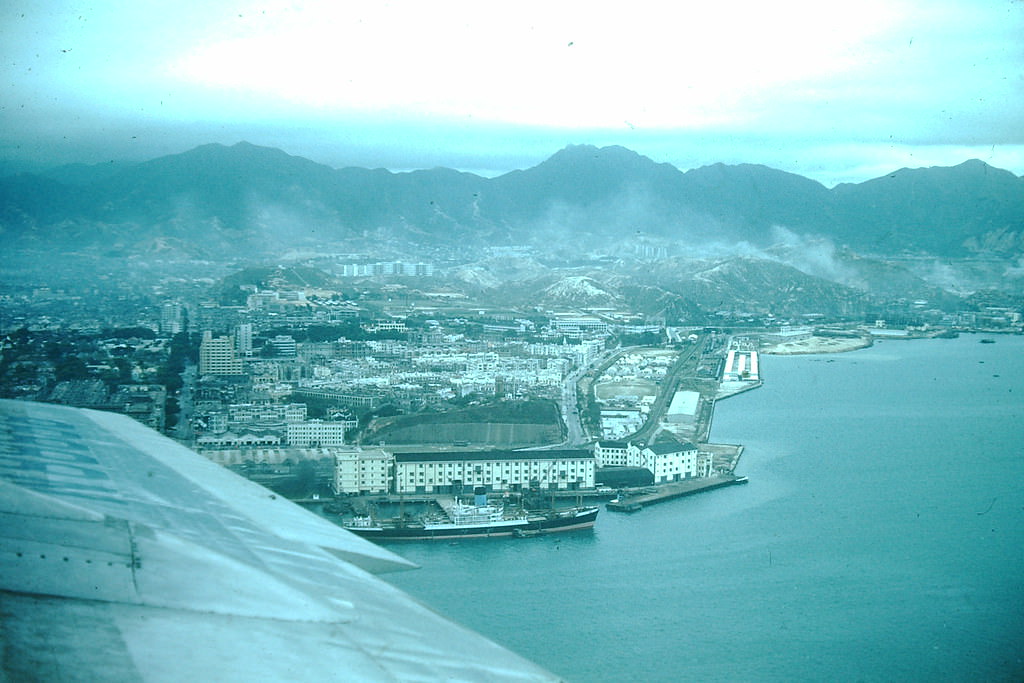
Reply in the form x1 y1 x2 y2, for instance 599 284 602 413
2 142 1022 259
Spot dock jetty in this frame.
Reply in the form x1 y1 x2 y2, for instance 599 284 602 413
606 473 748 512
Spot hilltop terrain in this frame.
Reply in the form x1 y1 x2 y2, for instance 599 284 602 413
2 143 1022 319
2 142 1021 259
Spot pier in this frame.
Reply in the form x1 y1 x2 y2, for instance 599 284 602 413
606 474 748 512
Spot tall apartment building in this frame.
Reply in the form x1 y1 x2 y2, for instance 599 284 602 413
235 323 254 357
159 302 184 335
198 331 244 376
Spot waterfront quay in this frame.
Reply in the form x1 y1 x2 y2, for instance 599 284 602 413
606 473 748 512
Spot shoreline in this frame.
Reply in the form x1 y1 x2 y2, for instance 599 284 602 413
760 335 873 355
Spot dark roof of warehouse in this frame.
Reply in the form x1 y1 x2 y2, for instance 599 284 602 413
644 441 697 454
395 449 593 463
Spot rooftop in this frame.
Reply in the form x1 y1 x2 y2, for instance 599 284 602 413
645 441 697 455
395 449 593 463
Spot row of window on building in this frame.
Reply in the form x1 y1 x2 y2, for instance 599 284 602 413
333 449 596 496
329 442 711 496
337 262 435 277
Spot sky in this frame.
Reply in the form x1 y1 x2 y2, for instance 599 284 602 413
1 0 1022 186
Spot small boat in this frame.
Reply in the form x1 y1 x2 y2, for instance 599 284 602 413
513 528 545 538
606 500 643 513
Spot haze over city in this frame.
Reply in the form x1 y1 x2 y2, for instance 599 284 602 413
3 0 1023 184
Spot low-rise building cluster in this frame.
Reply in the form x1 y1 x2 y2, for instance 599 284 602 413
193 400 355 451
594 349 679 439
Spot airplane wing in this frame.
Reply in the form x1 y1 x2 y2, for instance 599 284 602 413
0 399 562 682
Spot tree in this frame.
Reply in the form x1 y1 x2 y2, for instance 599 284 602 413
54 356 90 382
104 327 156 340
295 460 318 495
155 331 192 393
165 397 180 429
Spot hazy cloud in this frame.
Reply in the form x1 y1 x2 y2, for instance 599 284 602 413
1 1 1022 184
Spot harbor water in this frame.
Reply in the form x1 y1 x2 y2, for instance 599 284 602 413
386 335 1024 682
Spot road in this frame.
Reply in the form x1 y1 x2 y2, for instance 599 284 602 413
627 340 704 445
173 363 196 442
522 337 713 450
550 347 620 449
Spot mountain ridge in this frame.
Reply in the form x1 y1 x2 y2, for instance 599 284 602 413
1 142 1021 258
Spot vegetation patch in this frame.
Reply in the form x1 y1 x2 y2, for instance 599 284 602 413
362 400 562 446
374 422 560 446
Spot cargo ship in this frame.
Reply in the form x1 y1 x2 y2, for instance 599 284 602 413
343 493 598 540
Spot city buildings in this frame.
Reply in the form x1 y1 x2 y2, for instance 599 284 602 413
227 402 307 424
195 430 283 449
635 442 703 482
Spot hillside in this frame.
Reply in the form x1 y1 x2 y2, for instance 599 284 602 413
2 142 1021 259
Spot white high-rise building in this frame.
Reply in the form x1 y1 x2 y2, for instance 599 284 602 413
199 331 244 376
160 303 184 335
236 323 253 357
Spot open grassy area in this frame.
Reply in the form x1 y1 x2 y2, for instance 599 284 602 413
595 379 659 400
371 422 561 446
363 399 563 447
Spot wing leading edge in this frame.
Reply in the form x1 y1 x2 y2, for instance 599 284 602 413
0 399 563 682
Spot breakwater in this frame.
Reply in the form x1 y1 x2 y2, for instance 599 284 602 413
606 473 748 512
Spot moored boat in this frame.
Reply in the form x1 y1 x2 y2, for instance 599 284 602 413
343 497 599 540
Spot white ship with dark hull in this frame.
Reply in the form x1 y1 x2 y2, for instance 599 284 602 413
344 496 599 540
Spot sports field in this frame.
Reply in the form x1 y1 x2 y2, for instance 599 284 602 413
595 379 658 401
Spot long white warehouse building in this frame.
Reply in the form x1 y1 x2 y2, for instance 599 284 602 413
723 350 759 381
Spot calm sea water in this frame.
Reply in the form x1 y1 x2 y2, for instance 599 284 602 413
386 335 1024 682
